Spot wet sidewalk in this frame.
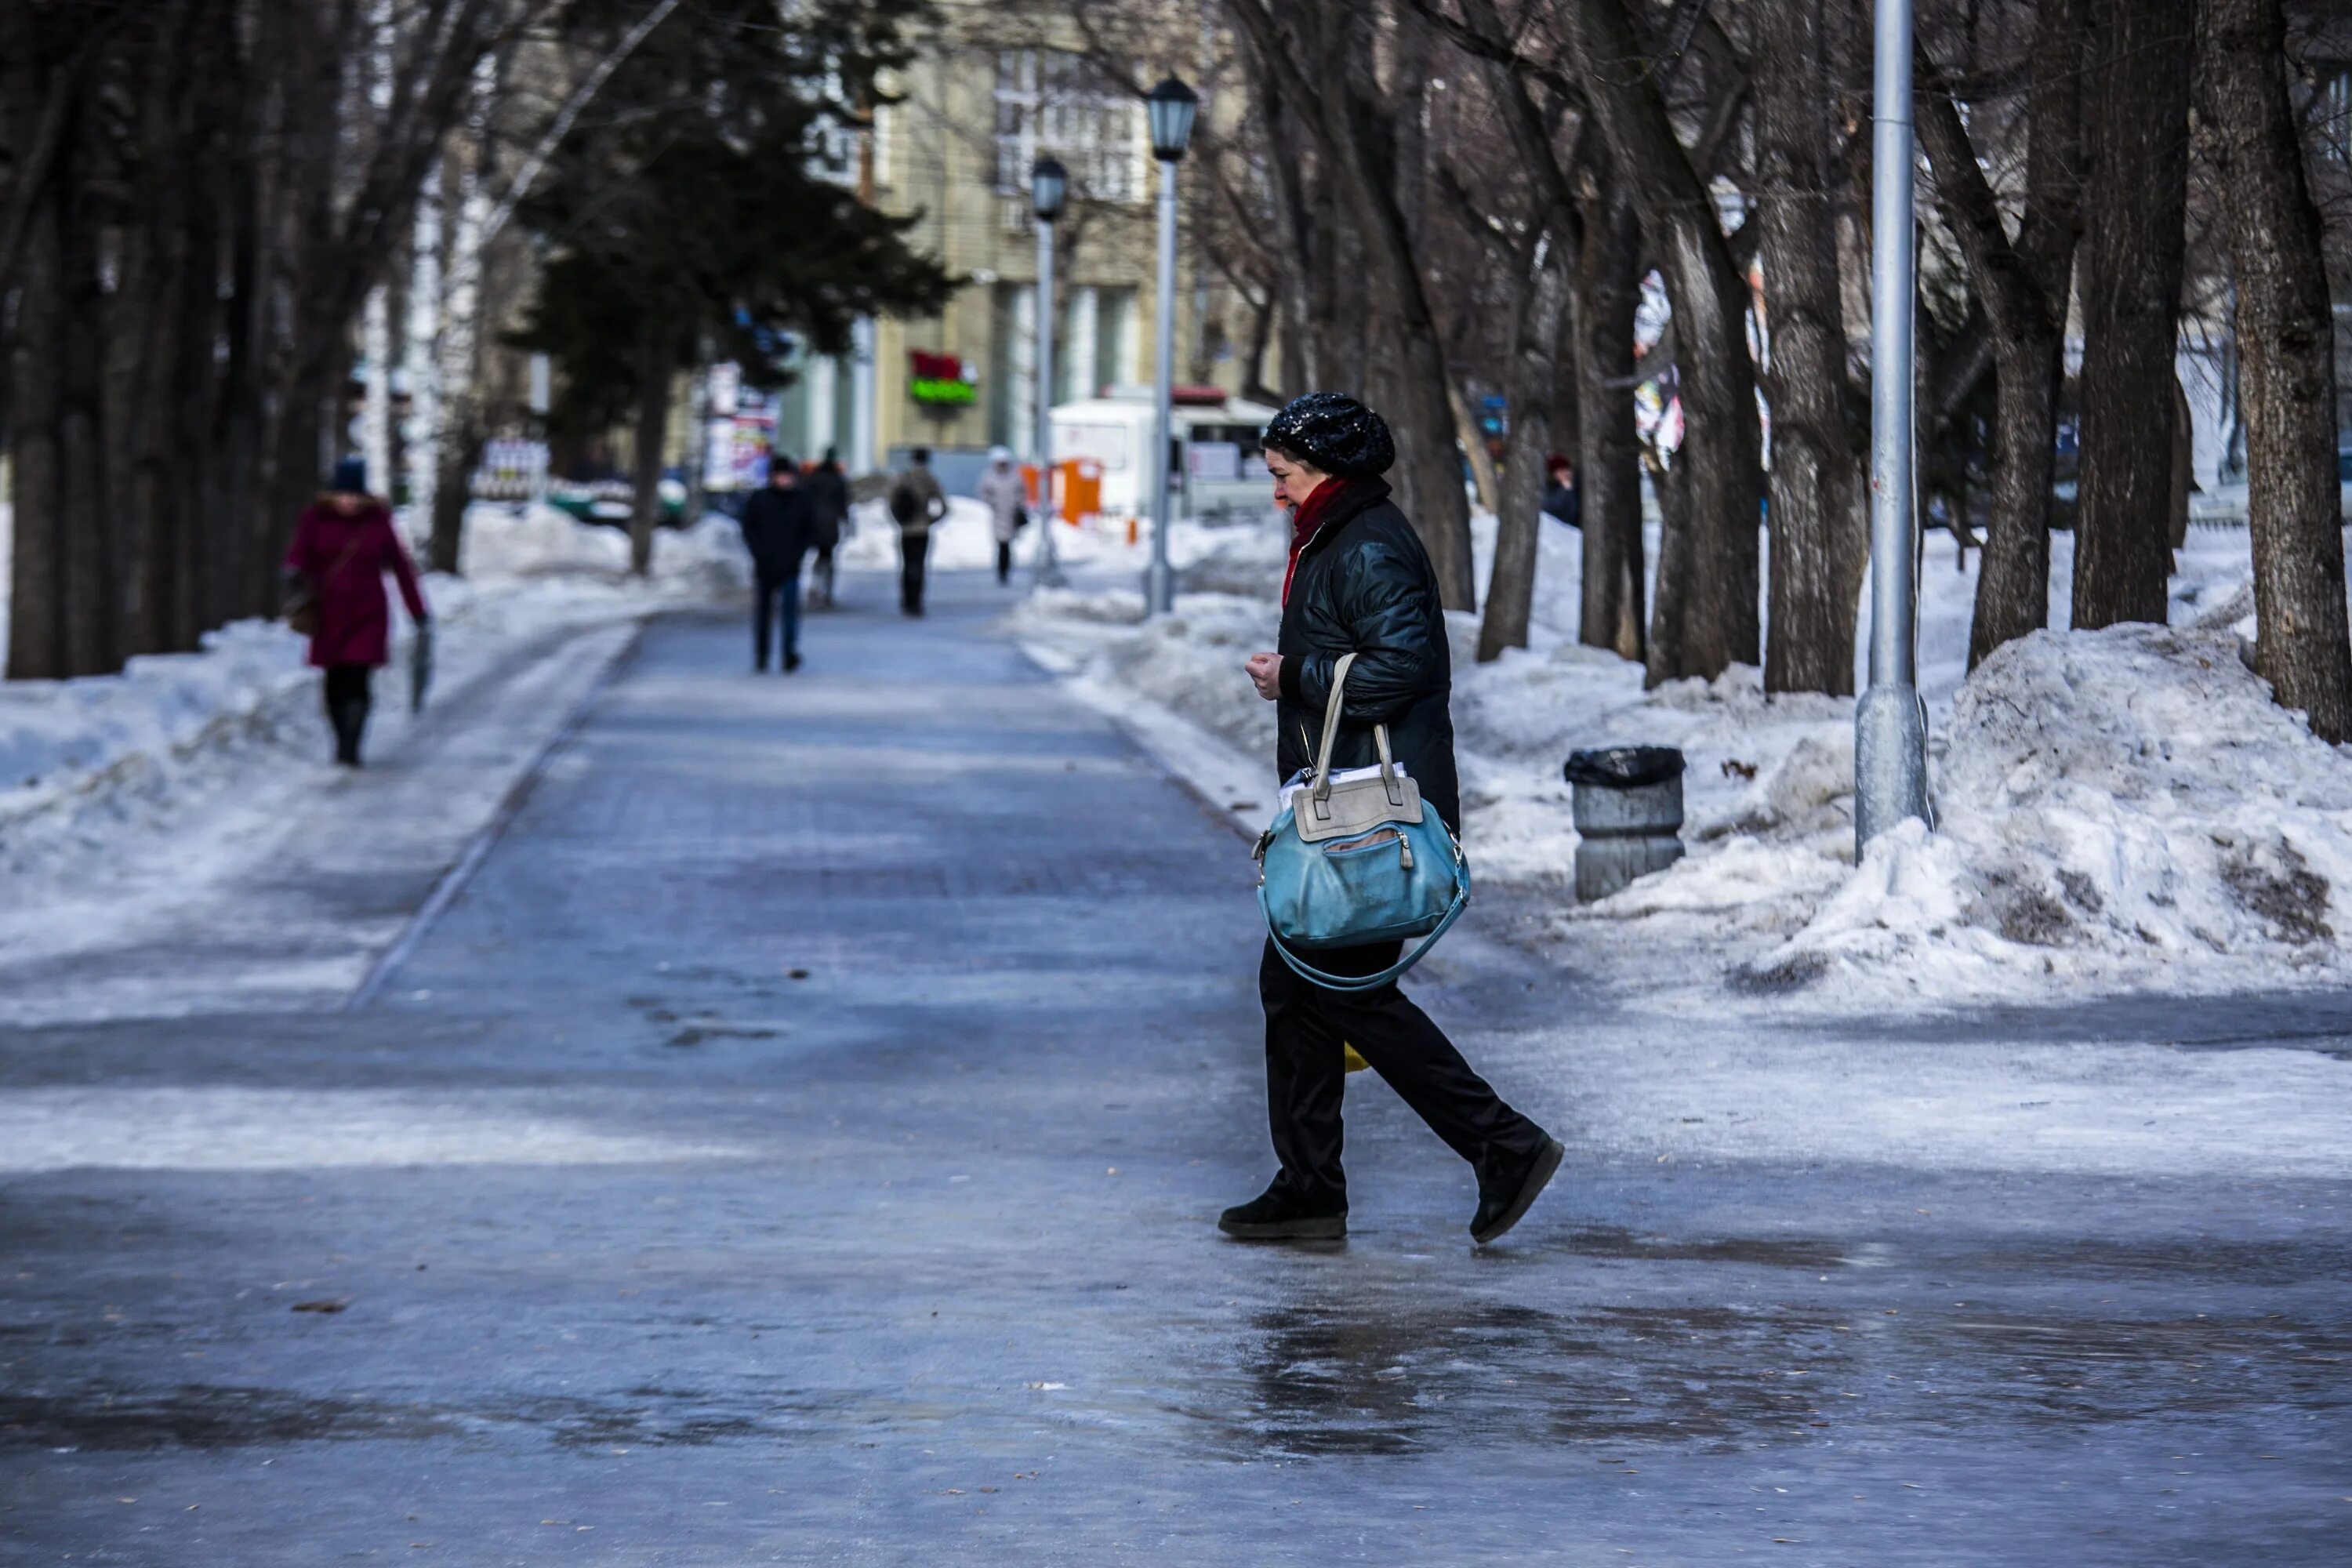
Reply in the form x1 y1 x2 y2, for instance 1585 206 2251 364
2 570 2346 1563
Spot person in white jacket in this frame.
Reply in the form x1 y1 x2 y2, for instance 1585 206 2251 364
975 446 1027 585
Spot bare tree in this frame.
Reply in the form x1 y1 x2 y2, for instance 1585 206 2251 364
1573 172 1646 662
1748 0 1867 694
1224 0 1479 609
1560 0 1762 684
2196 0 2352 739
2072 0 2197 630
1915 0 2089 667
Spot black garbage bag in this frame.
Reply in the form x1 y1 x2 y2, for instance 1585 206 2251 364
1563 746 1685 790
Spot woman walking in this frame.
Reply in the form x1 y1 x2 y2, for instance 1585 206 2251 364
1221 393 1562 1245
285 456 429 768
976 446 1025 584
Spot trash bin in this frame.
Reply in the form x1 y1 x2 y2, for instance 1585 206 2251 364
1564 746 1686 901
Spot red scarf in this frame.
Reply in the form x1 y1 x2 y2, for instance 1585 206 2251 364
1281 478 1349 607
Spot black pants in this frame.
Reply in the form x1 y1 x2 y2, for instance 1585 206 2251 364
323 662 372 766
809 548 835 608
900 529 930 615
1259 937 1547 1211
995 539 1013 583
753 564 802 668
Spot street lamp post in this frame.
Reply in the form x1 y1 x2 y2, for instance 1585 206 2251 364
1031 156 1068 589
1855 0 1928 851
1142 75 1197 618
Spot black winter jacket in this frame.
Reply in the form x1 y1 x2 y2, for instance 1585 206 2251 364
1274 479 1462 834
740 486 816 575
804 466 849 550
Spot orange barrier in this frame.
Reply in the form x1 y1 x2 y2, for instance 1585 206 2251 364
1019 459 1104 525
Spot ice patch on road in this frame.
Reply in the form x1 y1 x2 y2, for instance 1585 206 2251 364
0 1087 745 1171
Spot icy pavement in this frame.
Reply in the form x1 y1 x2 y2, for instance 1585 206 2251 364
0 506 745 1024
1 570 2346 1564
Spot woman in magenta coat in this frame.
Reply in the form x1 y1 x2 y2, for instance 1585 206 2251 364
285 456 429 767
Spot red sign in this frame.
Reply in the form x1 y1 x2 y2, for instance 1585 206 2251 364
909 350 976 407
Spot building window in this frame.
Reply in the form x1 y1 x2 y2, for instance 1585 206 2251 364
993 47 1142 205
1094 287 1137 394
2325 69 2352 165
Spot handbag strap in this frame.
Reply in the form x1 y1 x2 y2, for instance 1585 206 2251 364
1308 652 1401 810
1257 872 1472 993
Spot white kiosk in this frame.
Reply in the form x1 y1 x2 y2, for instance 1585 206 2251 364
1048 389 1279 522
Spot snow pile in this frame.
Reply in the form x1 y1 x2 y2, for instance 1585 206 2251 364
0 503 740 873
1011 498 2352 1007
1740 624 2352 1000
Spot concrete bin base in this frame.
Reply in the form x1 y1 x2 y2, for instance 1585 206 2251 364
1564 746 1686 902
1574 834 1685 902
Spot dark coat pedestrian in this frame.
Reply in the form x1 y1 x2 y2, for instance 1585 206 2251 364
285 456 428 767
1223 391 1560 1247
740 462 816 671
803 452 850 609
888 448 947 616
1541 456 1580 529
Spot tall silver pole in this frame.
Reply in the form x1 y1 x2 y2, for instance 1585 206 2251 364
1144 154 1180 616
849 315 877 477
1855 0 1928 851
1033 218 1063 587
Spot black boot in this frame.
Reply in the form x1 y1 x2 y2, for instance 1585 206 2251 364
1218 1181 1346 1240
331 696 368 768
1470 1137 1564 1245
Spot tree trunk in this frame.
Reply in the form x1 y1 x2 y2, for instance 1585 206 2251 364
1564 0 1762 684
1227 0 1477 608
2072 0 2194 630
2196 0 2352 739
7 194 67 680
431 413 481 575
1575 181 1645 662
1754 0 1864 695
405 163 445 533
427 53 497 575
629 329 671 577
1915 0 2086 667
1478 233 1572 662
56 132 115 677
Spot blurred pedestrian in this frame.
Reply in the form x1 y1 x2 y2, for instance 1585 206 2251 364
887 447 947 616
1224 391 1561 1245
975 446 1027 585
740 454 816 672
284 456 429 768
1541 454 1580 529
804 447 849 608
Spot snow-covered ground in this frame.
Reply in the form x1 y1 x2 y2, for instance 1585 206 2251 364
1 504 743 874
0 505 747 1022
1007 502 2352 1016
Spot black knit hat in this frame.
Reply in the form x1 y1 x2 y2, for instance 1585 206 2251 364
1263 392 1396 478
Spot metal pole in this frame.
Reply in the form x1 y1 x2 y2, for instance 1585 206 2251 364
1144 154 1180 616
1033 216 1063 587
849 315 877 477
1855 0 1928 852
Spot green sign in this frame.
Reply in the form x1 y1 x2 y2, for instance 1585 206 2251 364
910 375 976 407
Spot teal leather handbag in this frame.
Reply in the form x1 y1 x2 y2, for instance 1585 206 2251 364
1254 654 1471 992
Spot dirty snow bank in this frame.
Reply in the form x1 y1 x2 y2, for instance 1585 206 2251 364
1736 623 2352 1002
1014 510 2352 1010
0 505 744 874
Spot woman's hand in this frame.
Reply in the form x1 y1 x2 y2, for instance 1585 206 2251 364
1245 652 1283 701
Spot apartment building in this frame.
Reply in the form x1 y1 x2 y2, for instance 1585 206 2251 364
770 6 1254 484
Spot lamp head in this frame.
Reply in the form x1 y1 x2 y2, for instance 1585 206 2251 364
1145 76 1198 162
1030 155 1068 222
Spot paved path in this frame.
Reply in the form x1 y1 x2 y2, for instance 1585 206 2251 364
3 572 2347 1563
